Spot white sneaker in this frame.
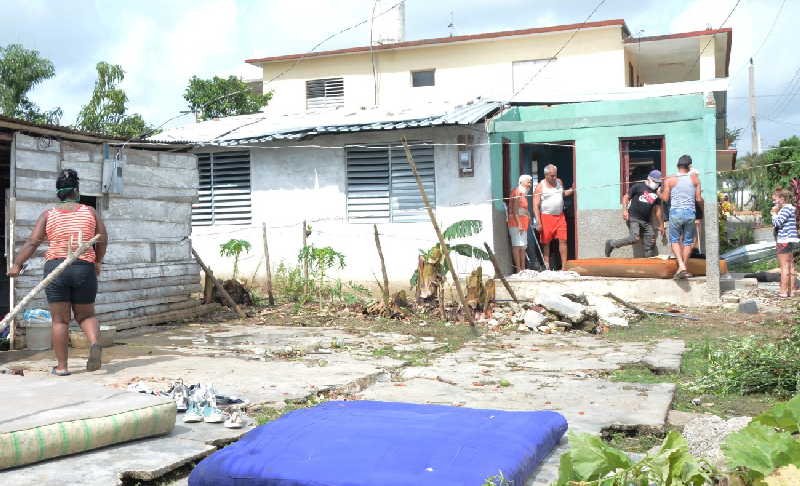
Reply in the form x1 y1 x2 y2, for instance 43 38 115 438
183 401 203 423
224 411 244 429
202 395 224 423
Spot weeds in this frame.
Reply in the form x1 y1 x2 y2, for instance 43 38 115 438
690 322 800 397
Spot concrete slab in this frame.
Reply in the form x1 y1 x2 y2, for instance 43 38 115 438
498 275 712 306
642 339 685 374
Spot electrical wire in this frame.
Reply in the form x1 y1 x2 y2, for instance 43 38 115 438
510 0 607 100
681 0 742 80
729 0 787 79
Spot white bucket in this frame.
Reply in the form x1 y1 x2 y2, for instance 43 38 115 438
26 321 52 351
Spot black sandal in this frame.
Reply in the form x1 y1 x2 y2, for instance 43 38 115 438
87 343 102 372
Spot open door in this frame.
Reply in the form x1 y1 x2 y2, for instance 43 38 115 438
520 142 576 270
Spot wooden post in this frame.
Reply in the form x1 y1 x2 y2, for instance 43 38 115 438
373 224 390 311
203 272 214 304
191 247 247 319
262 222 275 306
484 242 518 303
7 196 16 349
0 235 101 335
301 220 309 281
401 137 478 332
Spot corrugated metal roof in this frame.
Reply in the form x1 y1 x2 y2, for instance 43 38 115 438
153 99 504 146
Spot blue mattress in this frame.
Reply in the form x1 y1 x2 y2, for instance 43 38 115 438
189 400 567 486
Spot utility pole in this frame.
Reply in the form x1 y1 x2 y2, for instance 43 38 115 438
749 58 760 154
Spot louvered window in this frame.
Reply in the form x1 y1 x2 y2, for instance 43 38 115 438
193 151 252 226
346 142 435 223
306 78 344 110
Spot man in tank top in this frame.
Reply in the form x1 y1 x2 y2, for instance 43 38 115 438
533 164 574 270
662 155 703 279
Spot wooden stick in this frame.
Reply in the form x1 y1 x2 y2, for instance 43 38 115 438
262 223 275 306
484 242 519 303
401 137 478 333
373 224 391 312
203 272 214 304
302 220 309 281
191 247 247 319
0 235 101 334
603 292 647 317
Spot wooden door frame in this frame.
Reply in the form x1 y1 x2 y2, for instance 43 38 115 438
518 141 578 259
618 135 666 201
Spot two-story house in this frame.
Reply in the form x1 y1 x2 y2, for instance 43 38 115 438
158 4 732 298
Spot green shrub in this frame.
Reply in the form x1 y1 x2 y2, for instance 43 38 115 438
690 323 800 397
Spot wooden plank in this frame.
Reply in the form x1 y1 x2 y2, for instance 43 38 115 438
125 164 198 190
106 303 221 331
103 198 191 224
16 273 199 293
97 299 199 322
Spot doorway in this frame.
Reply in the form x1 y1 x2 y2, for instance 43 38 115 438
519 142 576 270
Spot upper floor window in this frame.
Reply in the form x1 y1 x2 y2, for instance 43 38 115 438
411 69 435 87
306 77 344 110
193 151 252 226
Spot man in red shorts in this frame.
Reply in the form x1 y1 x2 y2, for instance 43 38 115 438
533 164 574 270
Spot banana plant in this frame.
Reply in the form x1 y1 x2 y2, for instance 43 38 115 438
411 219 489 301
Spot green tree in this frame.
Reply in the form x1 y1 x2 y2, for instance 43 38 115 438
75 62 151 137
747 136 800 220
219 239 252 280
183 75 271 120
0 44 62 124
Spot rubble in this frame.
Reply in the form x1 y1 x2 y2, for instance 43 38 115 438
682 415 752 468
535 294 587 322
523 309 548 329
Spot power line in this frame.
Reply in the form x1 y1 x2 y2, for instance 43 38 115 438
729 0 787 78
768 66 800 120
510 0 608 100
682 0 742 80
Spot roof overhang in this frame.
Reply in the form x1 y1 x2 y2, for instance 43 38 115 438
624 28 732 81
246 19 630 65
0 115 190 150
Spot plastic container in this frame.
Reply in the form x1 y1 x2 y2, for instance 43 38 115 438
26 321 52 350
69 326 116 348
23 309 52 351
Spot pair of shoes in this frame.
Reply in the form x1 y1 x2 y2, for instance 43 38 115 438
182 384 225 424
604 240 613 258
86 343 102 372
51 367 71 376
673 270 688 280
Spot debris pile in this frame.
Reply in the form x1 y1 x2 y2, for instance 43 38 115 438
481 292 637 333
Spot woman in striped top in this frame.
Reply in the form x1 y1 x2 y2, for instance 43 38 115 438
8 169 108 375
771 188 798 298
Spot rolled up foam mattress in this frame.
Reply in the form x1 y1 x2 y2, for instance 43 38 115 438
0 375 176 470
190 400 567 486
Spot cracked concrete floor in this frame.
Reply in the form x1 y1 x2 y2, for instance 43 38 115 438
1 322 683 486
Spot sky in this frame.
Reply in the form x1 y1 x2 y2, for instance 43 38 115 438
1 0 798 153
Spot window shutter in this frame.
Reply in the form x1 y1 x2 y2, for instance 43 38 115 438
193 151 252 226
306 78 344 110
390 143 434 222
346 145 391 223
345 141 435 223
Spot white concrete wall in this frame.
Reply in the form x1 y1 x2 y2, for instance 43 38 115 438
261 26 626 113
191 126 495 287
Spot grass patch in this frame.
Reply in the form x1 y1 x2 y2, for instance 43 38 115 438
608 318 796 418
603 429 667 454
253 395 326 426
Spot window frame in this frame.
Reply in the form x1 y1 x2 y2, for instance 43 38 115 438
618 136 666 201
193 150 252 226
345 141 436 224
410 69 436 88
305 77 344 110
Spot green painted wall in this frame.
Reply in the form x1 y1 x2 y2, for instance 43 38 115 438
490 94 718 211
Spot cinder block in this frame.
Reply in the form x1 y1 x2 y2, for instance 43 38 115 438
15 133 60 152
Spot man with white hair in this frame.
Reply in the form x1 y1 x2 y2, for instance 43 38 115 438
507 174 533 273
533 164 574 270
